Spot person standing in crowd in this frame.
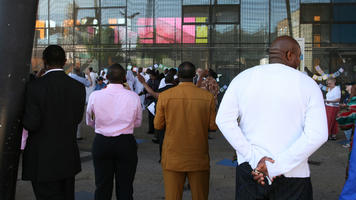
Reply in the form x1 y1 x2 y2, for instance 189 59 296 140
134 67 146 109
339 85 356 200
137 72 177 153
86 67 98 102
69 67 92 87
22 45 86 200
339 82 355 148
94 76 107 91
193 67 203 85
199 69 220 106
325 77 341 140
155 62 217 200
145 69 160 134
86 63 142 200
69 67 92 140
100 70 109 84
159 68 177 89
337 84 356 176
216 36 328 199
126 67 135 91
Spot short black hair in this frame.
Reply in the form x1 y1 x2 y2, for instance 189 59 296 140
107 63 126 84
178 62 195 79
165 72 175 84
147 69 159 78
74 67 81 75
168 68 177 75
89 67 93 72
208 68 218 79
42 45 66 67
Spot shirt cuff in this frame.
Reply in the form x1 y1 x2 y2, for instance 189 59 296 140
266 160 283 179
251 154 264 170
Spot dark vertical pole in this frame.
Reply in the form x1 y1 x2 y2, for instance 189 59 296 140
125 1 128 67
286 0 293 37
0 0 38 199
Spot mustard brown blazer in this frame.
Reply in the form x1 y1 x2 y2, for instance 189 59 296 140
154 82 218 172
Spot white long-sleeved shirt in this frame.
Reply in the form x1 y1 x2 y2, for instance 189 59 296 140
326 86 341 107
86 72 98 102
216 63 328 179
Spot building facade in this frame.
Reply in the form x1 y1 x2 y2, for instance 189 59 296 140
31 0 356 87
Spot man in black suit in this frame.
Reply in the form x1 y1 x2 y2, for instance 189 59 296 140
22 45 86 200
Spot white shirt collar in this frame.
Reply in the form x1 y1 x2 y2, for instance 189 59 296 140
43 68 64 76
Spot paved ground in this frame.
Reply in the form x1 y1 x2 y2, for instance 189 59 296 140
16 111 349 200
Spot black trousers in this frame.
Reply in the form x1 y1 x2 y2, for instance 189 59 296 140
92 134 138 200
31 177 75 200
148 112 155 133
156 129 165 161
236 162 313 200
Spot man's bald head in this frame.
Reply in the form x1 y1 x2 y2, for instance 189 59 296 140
269 36 301 69
107 63 126 84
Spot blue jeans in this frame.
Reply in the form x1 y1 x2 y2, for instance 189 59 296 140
344 129 353 144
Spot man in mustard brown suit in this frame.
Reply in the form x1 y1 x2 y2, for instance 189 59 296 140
154 61 218 200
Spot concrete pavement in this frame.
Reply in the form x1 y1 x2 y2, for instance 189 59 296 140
15 111 349 199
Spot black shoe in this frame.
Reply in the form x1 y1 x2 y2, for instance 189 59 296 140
76 137 84 141
152 138 159 144
328 136 336 141
147 131 154 134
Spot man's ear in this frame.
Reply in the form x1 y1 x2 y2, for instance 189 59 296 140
286 51 293 62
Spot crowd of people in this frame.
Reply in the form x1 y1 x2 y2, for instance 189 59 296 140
20 36 356 200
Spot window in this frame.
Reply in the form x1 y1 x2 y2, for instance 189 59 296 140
333 4 356 22
301 4 331 23
183 5 209 24
213 5 240 24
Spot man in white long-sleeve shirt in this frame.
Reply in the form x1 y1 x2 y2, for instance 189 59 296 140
216 36 328 200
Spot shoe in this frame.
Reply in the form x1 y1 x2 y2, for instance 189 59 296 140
152 138 159 144
76 137 83 141
342 144 351 148
147 131 154 134
328 136 336 141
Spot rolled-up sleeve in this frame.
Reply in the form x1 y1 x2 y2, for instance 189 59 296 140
266 82 328 178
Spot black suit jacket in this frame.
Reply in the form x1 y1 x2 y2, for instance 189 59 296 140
22 70 86 182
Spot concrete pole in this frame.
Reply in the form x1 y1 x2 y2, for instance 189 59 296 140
0 0 38 199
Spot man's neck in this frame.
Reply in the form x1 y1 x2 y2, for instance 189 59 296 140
269 59 297 69
46 66 63 70
109 81 123 84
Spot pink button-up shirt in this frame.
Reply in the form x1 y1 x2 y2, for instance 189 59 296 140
86 84 142 137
